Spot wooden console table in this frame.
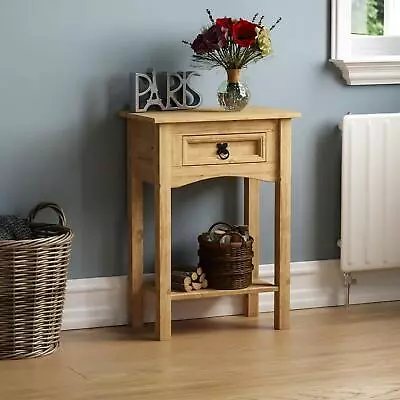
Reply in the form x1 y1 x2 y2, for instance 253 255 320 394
121 107 300 340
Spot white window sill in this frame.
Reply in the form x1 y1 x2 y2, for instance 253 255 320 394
330 57 400 86
330 58 400 86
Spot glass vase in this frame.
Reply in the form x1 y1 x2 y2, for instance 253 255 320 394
217 69 250 112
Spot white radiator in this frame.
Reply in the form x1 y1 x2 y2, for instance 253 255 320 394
341 113 400 273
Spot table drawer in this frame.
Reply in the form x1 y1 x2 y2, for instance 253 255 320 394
182 133 266 166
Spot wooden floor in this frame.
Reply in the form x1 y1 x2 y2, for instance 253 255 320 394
2 302 400 400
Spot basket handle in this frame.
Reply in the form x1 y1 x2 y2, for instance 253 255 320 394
27 202 67 227
207 222 234 234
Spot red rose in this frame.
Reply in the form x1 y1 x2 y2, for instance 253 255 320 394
232 19 258 47
216 18 233 34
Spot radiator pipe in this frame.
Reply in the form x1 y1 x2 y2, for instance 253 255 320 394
344 272 353 308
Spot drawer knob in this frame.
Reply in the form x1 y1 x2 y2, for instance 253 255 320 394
216 142 230 160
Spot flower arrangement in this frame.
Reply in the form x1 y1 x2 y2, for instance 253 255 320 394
183 9 282 71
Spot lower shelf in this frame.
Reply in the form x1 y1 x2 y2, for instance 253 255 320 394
144 280 278 302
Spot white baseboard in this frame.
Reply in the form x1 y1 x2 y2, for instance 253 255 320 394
62 260 400 331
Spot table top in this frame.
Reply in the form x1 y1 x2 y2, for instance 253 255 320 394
120 106 301 124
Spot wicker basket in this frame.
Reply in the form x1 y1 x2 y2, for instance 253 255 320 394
198 222 254 290
0 203 73 360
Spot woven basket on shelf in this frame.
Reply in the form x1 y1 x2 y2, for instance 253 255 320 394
0 202 73 360
198 222 254 290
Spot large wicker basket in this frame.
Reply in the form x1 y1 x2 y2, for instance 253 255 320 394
198 222 254 290
0 203 73 360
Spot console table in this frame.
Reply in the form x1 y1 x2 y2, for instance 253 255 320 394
121 107 301 340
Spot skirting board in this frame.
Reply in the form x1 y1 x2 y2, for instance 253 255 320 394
62 260 400 331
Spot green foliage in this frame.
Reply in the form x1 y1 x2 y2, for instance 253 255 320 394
376 0 384 21
367 0 384 36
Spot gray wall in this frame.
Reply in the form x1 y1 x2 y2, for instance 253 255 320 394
0 1 399 279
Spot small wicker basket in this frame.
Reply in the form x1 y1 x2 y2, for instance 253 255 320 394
0 202 73 360
198 222 254 290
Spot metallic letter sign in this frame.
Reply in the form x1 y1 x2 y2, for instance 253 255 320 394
130 70 202 112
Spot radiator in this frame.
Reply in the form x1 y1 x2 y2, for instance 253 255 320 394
341 113 400 273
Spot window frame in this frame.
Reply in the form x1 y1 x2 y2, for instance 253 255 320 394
331 0 400 85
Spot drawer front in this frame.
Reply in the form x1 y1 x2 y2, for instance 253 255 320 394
182 133 266 166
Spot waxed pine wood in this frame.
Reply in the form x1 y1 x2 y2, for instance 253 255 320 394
274 119 292 330
244 178 261 317
182 133 266 166
121 106 300 124
170 281 278 301
126 126 144 329
123 107 299 340
154 125 172 341
144 279 278 299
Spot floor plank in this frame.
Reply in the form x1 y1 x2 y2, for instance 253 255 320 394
1 303 400 399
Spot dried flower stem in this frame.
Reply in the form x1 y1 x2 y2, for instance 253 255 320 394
270 17 282 31
206 9 215 24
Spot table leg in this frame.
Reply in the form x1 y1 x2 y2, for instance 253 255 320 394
244 178 260 317
274 119 292 330
127 131 144 329
154 127 173 341
155 184 172 340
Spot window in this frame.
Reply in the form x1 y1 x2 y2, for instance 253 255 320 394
352 0 384 36
331 0 400 85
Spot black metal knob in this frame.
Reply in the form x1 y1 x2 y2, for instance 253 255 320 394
216 142 230 160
